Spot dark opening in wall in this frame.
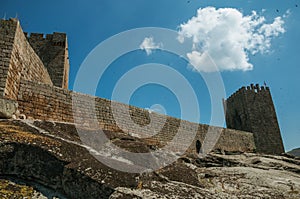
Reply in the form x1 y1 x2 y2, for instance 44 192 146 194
196 140 201 154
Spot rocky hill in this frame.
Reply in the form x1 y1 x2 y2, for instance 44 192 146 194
288 148 300 157
0 119 299 199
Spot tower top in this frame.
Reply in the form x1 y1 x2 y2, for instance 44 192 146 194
26 30 69 89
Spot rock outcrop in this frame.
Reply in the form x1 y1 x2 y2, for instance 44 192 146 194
0 119 299 198
288 148 300 157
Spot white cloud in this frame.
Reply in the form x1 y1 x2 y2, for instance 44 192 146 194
140 37 162 55
178 7 286 72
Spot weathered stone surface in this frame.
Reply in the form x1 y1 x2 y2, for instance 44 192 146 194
225 85 285 155
288 148 300 157
0 178 67 198
16 80 256 155
0 120 136 198
27 32 69 89
0 98 17 118
110 153 300 198
0 119 299 198
0 19 53 100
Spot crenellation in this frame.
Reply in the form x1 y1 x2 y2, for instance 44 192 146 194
28 33 46 39
52 32 66 41
237 84 271 94
226 86 247 103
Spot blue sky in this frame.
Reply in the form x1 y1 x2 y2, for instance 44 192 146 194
1 0 299 151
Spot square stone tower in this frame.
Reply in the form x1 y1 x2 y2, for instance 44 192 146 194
26 32 69 89
224 84 284 155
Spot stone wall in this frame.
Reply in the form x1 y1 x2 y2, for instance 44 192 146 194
225 84 284 155
27 32 69 89
17 79 255 154
0 19 16 97
0 19 53 100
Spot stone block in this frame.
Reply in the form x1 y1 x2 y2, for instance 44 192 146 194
0 98 17 118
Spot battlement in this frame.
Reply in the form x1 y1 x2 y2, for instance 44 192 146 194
25 32 45 39
227 84 270 103
245 83 270 92
0 18 19 26
25 32 67 47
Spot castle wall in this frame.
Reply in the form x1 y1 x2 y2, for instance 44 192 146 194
1 18 257 155
0 19 18 97
27 32 69 89
0 19 53 100
225 84 284 154
17 79 255 154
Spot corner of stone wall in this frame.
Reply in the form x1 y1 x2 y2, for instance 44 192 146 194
0 18 18 98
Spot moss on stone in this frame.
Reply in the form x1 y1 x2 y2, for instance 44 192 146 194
0 179 35 198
